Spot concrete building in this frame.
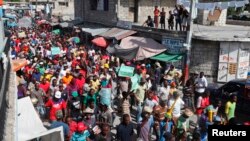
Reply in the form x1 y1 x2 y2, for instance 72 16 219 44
75 0 250 83
30 0 75 19
75 0 176 26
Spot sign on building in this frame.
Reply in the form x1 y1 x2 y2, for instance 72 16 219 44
218 42 250 82
162 36 185 55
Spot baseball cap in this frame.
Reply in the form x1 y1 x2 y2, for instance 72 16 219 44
72 91 78 97
54 91 62 99
77 122 87 132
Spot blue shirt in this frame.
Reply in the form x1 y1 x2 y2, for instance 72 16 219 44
32 73 42 82
117 123 134 141
50 121 70 136
159 121 174 141
71 130 90 141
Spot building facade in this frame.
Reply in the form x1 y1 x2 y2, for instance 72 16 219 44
30 0 75 19
75 0 176 26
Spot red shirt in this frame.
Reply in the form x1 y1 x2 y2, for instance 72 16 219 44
45 99 66 121
79 70 87 77
69 121 78 137
39 82 50 93
76 78 85 89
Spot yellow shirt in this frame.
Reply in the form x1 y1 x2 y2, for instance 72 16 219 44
62 75 73 85
90 80 100 91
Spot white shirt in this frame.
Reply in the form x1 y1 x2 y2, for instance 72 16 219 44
168 98 185 117
144 98 157 109
159 86 170 101
195 76 208 93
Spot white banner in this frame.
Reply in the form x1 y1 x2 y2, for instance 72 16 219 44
217 62 228 82
237 48 250 79
219 42 229 63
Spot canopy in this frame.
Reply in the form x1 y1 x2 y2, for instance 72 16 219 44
52 29 61 35
108 36 166 61
92 37 109 48
59 22 69 28
98 28 137 40
82 27 110 36
18 16 32 28
18 97 64 141
12 59 28 72
151 52 183 62
68 37 80 44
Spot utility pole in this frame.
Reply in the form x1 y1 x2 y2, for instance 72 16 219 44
184 0 195 84
36 0 38 11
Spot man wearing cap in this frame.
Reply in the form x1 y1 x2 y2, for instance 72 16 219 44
155 62 162 85
68 91 82 120
31 82 46 118
194 72 208 105
97 103 113 127
176 108 194 141
45 91 67 121
159 80 170 103
83 107 95 127
167 91 185 124
50 110 70 139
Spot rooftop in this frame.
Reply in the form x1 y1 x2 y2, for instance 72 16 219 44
193 24 250 42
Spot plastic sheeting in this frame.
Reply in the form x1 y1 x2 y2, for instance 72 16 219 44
17 97 64 141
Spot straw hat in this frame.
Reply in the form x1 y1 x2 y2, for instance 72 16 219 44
83 107 94 114
31 97 38 105
76 65 81 70
155 62 161 68
183 108 194 117
143 106 153 113
164 75 173 80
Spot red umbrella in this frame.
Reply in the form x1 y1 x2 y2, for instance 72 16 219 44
91 37 109 48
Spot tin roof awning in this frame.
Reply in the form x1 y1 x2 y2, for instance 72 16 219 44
98 28 137 40
81 27 110 36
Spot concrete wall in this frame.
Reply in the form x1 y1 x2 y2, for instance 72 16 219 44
190 39 220 83
52 0 75 19
74 0 84 19
81 0 118 26
77 0 176 26
118 0 135 22
197 9 227 26
227 19 250 26
137 0 176 24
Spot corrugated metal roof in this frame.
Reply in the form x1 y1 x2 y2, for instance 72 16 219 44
81 27 110 36
98 28 137 40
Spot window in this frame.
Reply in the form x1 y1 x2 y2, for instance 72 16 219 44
58 2 68 7
90 0 109 11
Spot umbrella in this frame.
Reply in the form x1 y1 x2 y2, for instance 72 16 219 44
91 37 109 48
59 22 69 28
150 52 183 62
52 29 60 35
18 16 32 28
12 59 28 72
68 37 80 44
110 36 167 61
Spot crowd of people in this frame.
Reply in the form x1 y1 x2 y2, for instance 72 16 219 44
143 5 189 31
10 14 241 141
